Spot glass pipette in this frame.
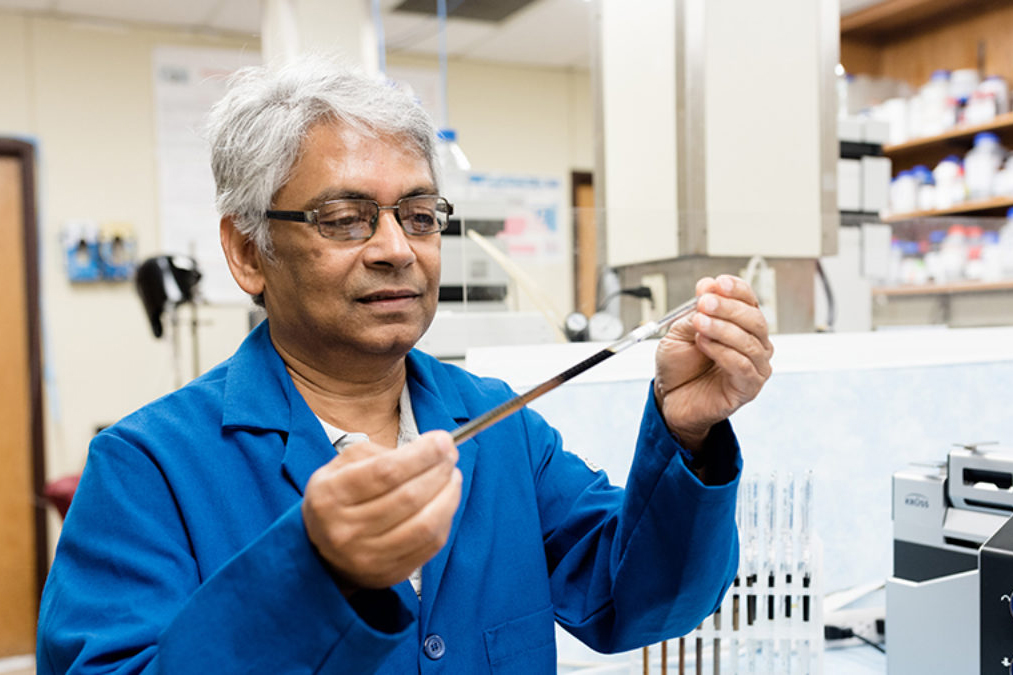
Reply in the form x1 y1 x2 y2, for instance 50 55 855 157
450 296 698 445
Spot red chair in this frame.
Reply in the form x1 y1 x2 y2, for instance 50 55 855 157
43 474 80 520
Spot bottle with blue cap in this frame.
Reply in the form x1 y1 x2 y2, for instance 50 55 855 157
938 223 968 282
919 69 952 136
964 132 1005 201
922 229 947 282
911 164 936 212
932 155 965 210
974 228 1003 281
435 128 471 203
890 169 918 215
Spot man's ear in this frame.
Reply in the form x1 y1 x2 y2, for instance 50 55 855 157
220 216 266 297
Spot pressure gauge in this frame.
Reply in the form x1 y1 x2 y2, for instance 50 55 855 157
588 312 624 342
563 312 589 342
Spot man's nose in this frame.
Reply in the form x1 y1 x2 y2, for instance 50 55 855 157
362 209 416 268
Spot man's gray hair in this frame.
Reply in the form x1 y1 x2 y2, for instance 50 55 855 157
206 55 439 256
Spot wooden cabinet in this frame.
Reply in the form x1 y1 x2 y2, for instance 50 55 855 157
841 0 1013 89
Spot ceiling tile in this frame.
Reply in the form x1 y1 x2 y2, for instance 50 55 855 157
385 15 498 59
382 12 438 51
54 0 211 28
394 0 538 23
462 0 592 68
205 0 260 35
0 0 56 11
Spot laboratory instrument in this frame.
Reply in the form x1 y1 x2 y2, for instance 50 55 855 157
888 442 1013 674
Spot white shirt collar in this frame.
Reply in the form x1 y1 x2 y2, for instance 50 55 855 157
317 382 419 452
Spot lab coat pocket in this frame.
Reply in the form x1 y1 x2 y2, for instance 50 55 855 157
483 605 556 673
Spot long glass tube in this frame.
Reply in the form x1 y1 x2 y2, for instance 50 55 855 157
451 297 698 444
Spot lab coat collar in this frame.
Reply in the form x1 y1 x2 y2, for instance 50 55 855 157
221 320 295 433
221 321 336 495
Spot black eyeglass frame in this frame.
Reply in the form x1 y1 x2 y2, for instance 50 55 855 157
265 195 454 241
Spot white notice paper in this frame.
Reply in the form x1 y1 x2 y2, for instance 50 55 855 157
153 46 260 303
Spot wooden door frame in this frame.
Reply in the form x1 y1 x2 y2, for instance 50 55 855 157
0 138 47 597
571 171 595 317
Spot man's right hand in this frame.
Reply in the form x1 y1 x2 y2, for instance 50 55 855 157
302 430 462 592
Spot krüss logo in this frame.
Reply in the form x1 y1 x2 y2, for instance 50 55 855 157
904 493 930 509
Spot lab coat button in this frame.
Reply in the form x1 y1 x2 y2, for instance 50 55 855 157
423 634 446 660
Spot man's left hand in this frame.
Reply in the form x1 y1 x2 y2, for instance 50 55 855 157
654 274 773 453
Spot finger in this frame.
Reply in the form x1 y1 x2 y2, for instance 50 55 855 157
320 431 458 505
352 467 463 587
694 328 770 406
347 431 457 504
713 274 760 307
693 312 772 379
695 276 718 297
342 456 459 536
695 293 771 350
384 467 463 565
694 334 769 402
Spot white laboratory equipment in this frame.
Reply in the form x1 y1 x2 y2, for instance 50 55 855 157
886 443 1013 674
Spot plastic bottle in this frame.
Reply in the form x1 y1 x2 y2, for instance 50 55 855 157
950 68 981 102
890 170 918 215
879 97 909 145
951 94 967 126
973 230 1002 281
994 156 1013 196
919 70 951 136
965 224 984 278
923 230 946 282
899 240 928 285
932 155 965 209
938 224 968 282
911 164 936 211
964 90 998 126
979 75 1010 115
435 128 472 202
964 132 1006 201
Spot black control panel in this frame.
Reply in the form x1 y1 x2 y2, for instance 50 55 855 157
980 515 1013 673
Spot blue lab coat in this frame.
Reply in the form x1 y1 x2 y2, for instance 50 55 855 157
37 321 742 674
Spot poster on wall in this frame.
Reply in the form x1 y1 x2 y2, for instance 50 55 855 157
464 173 565 262
153 46 260 304
454 173 570 318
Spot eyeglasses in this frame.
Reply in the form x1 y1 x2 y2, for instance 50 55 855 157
265 195 453 241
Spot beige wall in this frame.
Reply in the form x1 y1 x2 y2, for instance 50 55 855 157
0 13 259 553
0 10 593 550
388 54 593 175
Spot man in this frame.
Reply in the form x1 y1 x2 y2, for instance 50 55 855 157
38 56 772 673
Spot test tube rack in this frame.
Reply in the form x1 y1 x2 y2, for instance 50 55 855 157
638 471 824 675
